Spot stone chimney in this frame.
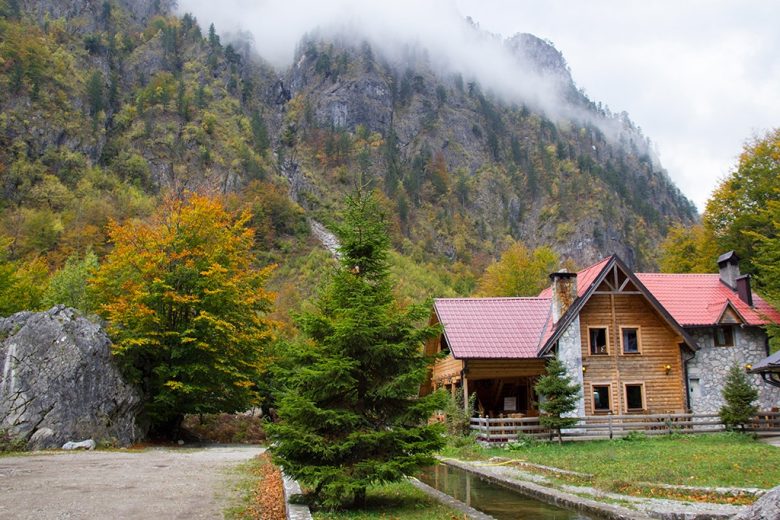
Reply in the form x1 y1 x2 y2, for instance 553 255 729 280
717 251 740 290
550 271 577 323
736 274 754 307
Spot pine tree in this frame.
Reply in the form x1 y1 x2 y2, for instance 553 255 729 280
720 364 758 432
534 358 581 444
86 71 104 118
267 191 445 508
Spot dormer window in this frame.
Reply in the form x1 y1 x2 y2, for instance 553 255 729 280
714 326 734 347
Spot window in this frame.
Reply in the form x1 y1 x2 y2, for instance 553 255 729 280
714 326 734 347
622 327 640 354
593 385 611 412
589 327 608 355
625 384 644 411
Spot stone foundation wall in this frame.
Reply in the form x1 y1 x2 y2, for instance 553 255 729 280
687 327 780 414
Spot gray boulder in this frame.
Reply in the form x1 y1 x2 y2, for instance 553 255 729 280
733 486 780 520
62 439 97 451
0 306 143 450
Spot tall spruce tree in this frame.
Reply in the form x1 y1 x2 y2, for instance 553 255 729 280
720 364 758 432
268 191 445 508
534 358 581 444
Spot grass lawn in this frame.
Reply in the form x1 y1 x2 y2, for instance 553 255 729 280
312 480 462 520
442 433 780 496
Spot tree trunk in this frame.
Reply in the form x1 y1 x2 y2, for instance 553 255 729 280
557 428 563 444
353 487 366 508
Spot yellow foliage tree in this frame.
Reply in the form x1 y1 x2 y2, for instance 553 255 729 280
658 223 719 273
91 193 276 436
475 241 559 297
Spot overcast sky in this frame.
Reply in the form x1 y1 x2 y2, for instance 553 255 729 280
178 0 780 212
454 0 780 211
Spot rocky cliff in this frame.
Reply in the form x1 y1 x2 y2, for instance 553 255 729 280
0 1 697 294
0 306 142 449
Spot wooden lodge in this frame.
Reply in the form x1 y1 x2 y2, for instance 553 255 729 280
423 253 780 420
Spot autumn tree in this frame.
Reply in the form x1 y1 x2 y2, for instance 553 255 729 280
658 223 718 273
0 236 48 316
268 191 444 508
475 241 559 297
704 128 780 273
42 250 99 313
91 193 276 436
751 196 780 351
534 358 581 444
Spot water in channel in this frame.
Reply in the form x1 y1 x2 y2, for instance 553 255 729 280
418 464 590 520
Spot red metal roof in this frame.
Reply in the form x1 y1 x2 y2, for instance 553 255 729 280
434 298 552 359
636 273 780 326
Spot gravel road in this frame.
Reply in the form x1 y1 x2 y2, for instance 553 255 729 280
0 445 264 519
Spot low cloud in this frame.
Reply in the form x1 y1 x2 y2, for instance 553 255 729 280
175 0 610 126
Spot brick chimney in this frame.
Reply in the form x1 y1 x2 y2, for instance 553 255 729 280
550 271 577 323
736 274 753 307
717 251 740 290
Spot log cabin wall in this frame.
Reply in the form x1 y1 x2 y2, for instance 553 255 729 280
579 293 687 414
466 359 547 380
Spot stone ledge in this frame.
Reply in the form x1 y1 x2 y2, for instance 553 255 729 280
283 475 313 520
442 458 654 520
408 477 494 519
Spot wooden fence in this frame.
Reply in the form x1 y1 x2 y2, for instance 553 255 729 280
470 411 780 442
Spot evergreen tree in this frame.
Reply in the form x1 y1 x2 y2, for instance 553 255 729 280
534 358 581 444
208 23 220 48
86 71 104 117
268 191 445 508
720 364 758 431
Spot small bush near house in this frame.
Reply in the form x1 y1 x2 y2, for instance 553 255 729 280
181 414 266 444
720 364 759 431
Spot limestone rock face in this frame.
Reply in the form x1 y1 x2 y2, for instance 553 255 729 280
0 306 142 449
733 485 780 520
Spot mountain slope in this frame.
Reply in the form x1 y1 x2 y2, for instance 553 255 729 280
0 1 696 298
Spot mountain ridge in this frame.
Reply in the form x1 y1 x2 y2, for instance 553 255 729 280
0 0 696 295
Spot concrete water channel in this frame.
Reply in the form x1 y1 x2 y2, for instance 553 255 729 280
419 464 590 519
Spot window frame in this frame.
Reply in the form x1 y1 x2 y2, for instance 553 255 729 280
588 326 610 356
714 326 734 347
591 383 612 414
620 325 642 355
624 382 646 413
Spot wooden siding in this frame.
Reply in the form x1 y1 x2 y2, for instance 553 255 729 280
579 293 687 415
432 355 464 383
467 359 547 380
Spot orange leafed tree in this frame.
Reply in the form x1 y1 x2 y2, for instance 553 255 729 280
92 193 276 436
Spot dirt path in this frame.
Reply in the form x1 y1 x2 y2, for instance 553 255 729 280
0 445 264 519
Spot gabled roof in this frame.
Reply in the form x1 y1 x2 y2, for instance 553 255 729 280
538 255 696 355
433 298 552 359
635 273 780 327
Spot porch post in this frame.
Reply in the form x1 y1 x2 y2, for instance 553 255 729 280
462 361 469 415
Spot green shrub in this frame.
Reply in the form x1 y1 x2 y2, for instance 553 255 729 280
0 429 26 453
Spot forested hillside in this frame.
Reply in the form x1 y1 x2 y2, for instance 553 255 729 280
0 0 697 316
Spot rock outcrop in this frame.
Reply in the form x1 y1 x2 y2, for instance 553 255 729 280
733 485 780 520
0 306 142 449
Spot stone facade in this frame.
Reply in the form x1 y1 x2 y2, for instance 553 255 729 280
686 326 780 414
557 319 586 418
